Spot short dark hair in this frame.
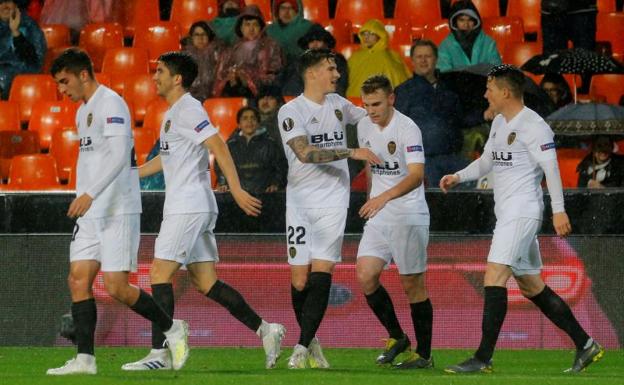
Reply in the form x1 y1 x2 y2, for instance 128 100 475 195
410 39 438 58
487 64 525 98
50 48 95 79
361 74 393 95
298 48 336 79
158 51 198 90
236 106 260 123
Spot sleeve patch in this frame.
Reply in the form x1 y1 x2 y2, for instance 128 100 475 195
106 117 125 124
540 142 556 151
195 120 210 132
406 145 423 152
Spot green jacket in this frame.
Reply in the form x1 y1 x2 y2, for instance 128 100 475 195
265 0 312 63
436 31 502 72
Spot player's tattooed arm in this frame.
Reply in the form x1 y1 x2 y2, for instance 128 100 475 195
287 135 353 163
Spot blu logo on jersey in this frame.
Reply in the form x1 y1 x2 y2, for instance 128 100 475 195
492 151 512 161
371 161 400 171
310 131 344 144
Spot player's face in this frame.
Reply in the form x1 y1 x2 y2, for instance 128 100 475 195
362 89 395 127
153 62 176 97
53 69 87 102
411 45 437 78
311 58 340 94
485 77 505 112
238 109 259 136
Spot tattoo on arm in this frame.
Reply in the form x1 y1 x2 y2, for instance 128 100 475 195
288 135 352 163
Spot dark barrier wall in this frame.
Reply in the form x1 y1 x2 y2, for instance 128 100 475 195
1 190 624 234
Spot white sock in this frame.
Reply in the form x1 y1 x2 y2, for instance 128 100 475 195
256 320 270 337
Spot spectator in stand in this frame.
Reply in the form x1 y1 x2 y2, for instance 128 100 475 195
437 0 501 72
210 0 245 45
346 18 411 97
281 23 348 96
540 73 573 109
213 5 284 98
577 135 624 188
395 39 468 187
0 0 45 99
216 106 287 194
253 84 285 147
266 0 312 68
541 0 597 55
181 21 223 102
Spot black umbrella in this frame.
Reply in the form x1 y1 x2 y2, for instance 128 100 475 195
439 63 556 119
546 103 624 135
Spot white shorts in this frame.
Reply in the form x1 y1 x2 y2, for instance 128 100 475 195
357 223 429 275
488 217 543 276
69 214 140 272
154 213 219 265
286 207 347 266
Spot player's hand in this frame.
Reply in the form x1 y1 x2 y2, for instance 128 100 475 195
483 106 497 121
265 184 278 193
67 193 93 219
359 194 389 219
553 212 572 237
350 148 381 165
230 187 262 217
9 7 21 36
439 174 460 193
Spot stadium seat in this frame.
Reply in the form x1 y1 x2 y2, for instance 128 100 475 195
170 0 218 35
503 41 542 67
482 16 525 55
40 24 70 49
422 19 450 46
245 0 272 20
122 0 160 38
590 74 624 104
301 0 329 21
122 73 159 124
596 12 624 63
0 101 21 131
597 0 617 12
557 149 588 188
336 43 360 60
394 0 442 21
101 47 150 94
132 128 156 165
385 18 413 47
0 131 40 180
506 0 541 36
323 18 354 45
49 128 79 181
133 22 182 70
95 72 112 88
79 23 124 72
470 0 500 18
42 45 72 74
28 101 78 150
7 154 62 190
203 97 247 140
8 74 59 124
335 0 384 29
143 98 169 138
348 96 363 106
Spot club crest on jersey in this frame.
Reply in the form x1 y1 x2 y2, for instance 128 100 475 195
164 120 171 133
282 117 294 132
507 132 516 145
87 113 93 127
334 109 343 122
387 141 396 154
288 247 297 258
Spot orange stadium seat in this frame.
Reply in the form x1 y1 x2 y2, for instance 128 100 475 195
503 41 542 67
133 22 182 70
28 100 78 150
123 73 159 124
7 154 61 190
596 12 624 62
0 101 21 131
101 47 150 94
394 0 442 21
49 128 79 181
385 18 413 47
590 74 624 104
122 0 160 38
170 0 218 34
597 0 617 12
422 19 450 46
335 0 384 29
470 0 500 18
8 74 58 124
42 45 72 74
557 149 588 188
482 16 525 55
143 98 169 138
245 0 272 20
0 131 40 180
302 0 329 21
203 97 247 140
506 0 541 36
323 18 354 45
40 24 70 49
79 23 124 72
132 128 156 165
94 72 111 88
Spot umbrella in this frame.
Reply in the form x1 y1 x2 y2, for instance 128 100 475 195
439 63 556 119
546 103 624 135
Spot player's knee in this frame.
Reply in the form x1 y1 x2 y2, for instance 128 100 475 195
103 279 129 301
291 276 307 291
356 265 380 292
67 272 90 295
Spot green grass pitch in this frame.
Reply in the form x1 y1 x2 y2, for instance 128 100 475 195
0 347 622 385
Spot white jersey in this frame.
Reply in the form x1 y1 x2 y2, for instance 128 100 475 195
159 93 219 215
358 109 430 226
278 93 366 208
486 107 558 221
75 85 141 218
